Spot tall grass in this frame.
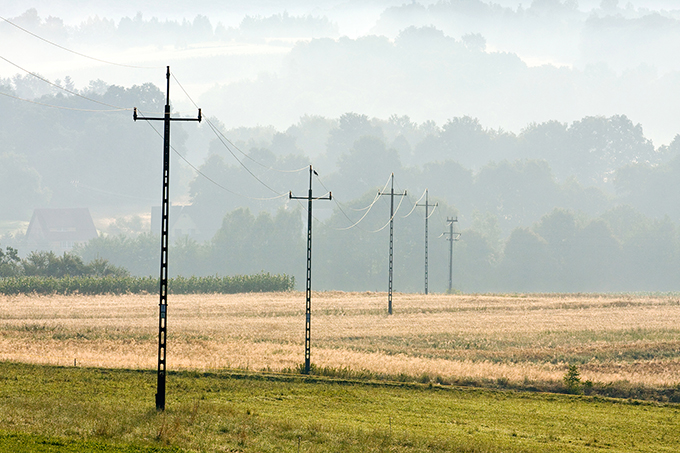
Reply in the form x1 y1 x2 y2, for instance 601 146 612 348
0 273 294 295
2 292 680 399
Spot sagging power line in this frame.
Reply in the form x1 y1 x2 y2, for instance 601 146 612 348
0 14 161 69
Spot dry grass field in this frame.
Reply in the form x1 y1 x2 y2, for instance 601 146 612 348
1 291 680 387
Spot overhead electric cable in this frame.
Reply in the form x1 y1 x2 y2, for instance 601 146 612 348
401 189 427 218
170 74 312 208
344 174 393 212
139 113 288 201
314 173 393 231
0 54 132 110
0 89 126 112
426 202 439 219
206 120 283 196
72 181 156 202
0 15 161 69
333 193 382 231
366 192 407 234
171 73 307 174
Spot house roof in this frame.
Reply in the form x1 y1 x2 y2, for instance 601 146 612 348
25 208 98 243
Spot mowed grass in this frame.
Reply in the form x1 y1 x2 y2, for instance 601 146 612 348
0 361 679 452
1 292 680 390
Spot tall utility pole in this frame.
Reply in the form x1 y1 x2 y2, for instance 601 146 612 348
289 165 331 374
444 217 460 293
416 189 437 295
378 173 407 315
134 66 201 411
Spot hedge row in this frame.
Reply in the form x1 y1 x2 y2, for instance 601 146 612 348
0 273 295 295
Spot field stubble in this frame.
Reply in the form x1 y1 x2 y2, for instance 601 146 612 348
1 292 680 387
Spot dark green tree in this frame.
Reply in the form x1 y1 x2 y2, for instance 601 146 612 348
0 246 22 277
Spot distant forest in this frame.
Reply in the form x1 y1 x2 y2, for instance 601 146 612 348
3 2 680 292
1 81 680 293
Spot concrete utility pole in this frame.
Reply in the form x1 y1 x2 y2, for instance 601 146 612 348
416 189 437 295
134 66 201 411
289 165 331 374
378 173 407 315
444 217 461 293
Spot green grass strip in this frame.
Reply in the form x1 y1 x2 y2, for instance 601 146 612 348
0 362 678 452
0 432 183 453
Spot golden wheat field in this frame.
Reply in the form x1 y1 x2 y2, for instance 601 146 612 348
1 291 680 387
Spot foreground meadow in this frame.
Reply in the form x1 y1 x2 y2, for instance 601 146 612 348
0 362 679 452
0 291 679 390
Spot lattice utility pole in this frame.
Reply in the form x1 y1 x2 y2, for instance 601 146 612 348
289 165 331 374
416 189 437 295
444 217 460 293
378 173 407 315
134 66 201 411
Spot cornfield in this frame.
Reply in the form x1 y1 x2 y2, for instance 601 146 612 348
0 273 294 295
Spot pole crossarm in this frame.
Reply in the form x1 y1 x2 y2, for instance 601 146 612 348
416 189 438 295
289 165 331 374
378 173 407 315
134 108 202 122
133 66 200 412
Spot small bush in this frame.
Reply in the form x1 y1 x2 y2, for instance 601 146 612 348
563 365 582 394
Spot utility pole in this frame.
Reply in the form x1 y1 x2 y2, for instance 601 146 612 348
289 165 331 374
444 217 460 293
134 66 201 411
378 173 407 315
416 189 437 295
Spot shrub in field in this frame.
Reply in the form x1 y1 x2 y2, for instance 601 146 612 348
563 365 582 394
0 272 294 295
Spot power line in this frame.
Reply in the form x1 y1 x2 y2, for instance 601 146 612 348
401 189 427 219
206 120 284 196
426 202 438 219
331 192 382 231
0 54 133 110
315 173 393 232
140 116 288 202
171 73 308 175
0 89 127 112
0 15 161 69
1 49 305 209
170 73 299 196
71 180 156 202
367 190 407 234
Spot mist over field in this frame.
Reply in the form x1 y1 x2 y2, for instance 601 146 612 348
2 0 680 292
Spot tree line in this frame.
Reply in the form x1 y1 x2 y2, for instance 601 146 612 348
0 247 127 278
3 74 680 293
71 201 680 294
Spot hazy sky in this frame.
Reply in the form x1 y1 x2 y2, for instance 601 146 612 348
3 0 680 146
